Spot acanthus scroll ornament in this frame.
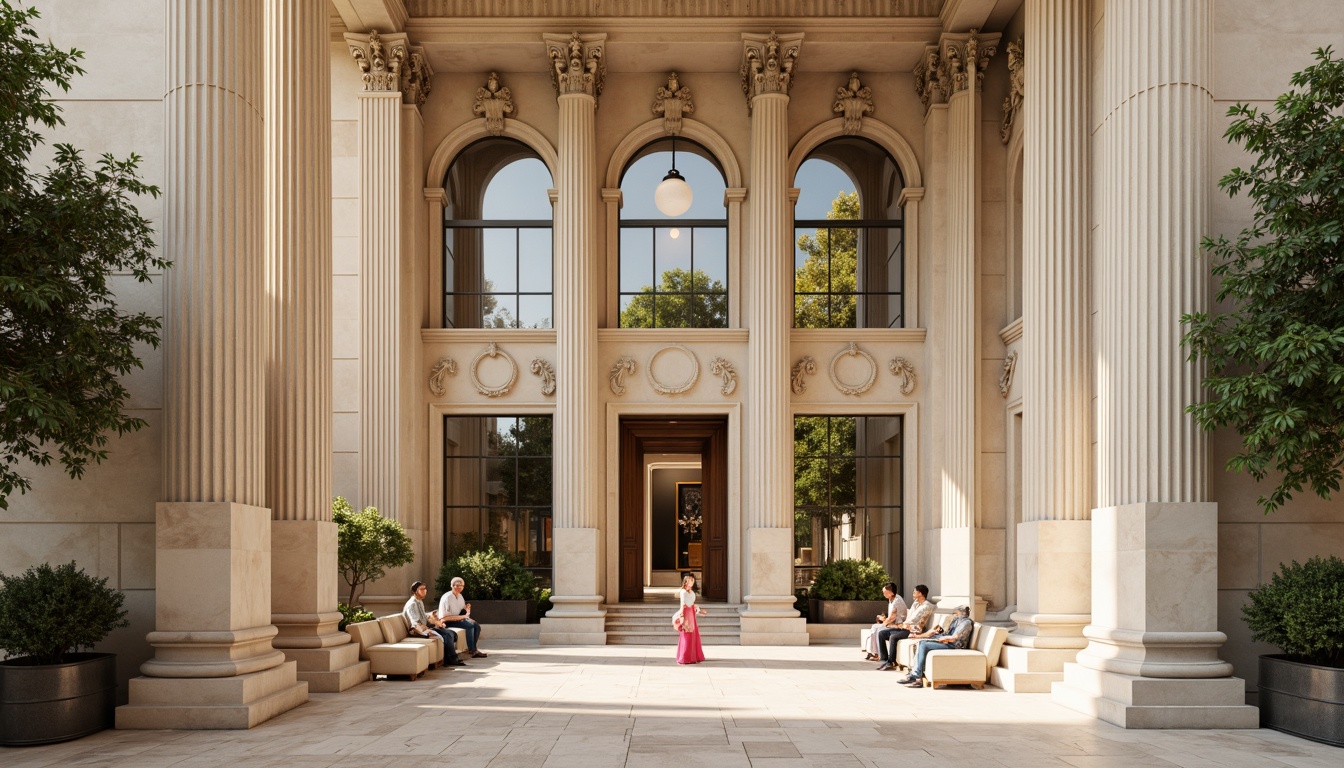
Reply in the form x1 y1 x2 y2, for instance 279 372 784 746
999 351 1018 398
888 357 917 396
829 341 878 396
833 72 874 135
428 357 457 396
474 72 514 136
531 358 556 396
741 31 802 112
653 72 694 135
709 357 738 396
1001 38 1024 144
791 356 816 394
469 341 518 398
647 344 700 396
609 356 636 396
546 32 605 100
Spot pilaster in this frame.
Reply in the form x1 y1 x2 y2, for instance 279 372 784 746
540 32 607 644
740 32 807 645
119 0 306 729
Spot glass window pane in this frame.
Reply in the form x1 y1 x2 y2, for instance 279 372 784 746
691 290 728 328
482 229 517 293
693 228 727 285
516 458 552 506
794 458 830 507
656 227 692 275
654 294 689 328
518 229 552 293
517 294 552 329
493 418 518 455
620 293 653 328
620 229 654 293
517 417 552 455
482 294 517 328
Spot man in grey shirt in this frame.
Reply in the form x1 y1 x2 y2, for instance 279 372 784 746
898 605 974 686
403 581 464 666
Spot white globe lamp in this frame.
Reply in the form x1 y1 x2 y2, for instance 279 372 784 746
654 136 693 217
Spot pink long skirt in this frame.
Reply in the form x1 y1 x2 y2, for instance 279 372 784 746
676 605 706 664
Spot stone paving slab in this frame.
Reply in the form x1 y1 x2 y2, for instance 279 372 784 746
2 642 1339 767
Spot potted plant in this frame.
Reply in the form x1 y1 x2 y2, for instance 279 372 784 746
0 561 129 746
436 546 540 624
1244 556 1344 745
805 558 890 624
334 496 415 609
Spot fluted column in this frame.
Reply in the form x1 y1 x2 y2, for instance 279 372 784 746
740 32 807 645
538 32 607 644
265 0 367 693
118 0 307 729
998 1 1093 692
1053 0 1256 729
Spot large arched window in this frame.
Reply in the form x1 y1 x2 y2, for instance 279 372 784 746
618 139 729 328
443 138 553 329
793 138 905 329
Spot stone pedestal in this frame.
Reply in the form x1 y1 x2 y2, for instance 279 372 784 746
1053 503 1257 728
740 527 806 645
271 521 368 691
117 503 307 729
540 528 606 644
997 520 1090 691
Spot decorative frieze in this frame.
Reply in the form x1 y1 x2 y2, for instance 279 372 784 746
832 72 873 135
710 357 738 396
469 341 518 397
741 31 802 112
545 32 606 100
609 356 636 396
409 1 944 18
428 357 458 396
1001 38 1024 144
888 356 917 396
829 341 878 396
791 355 816 394
474 72 514 135
653 72 694 135
531 358 556 396
998 351 1017 398
647 344 700 396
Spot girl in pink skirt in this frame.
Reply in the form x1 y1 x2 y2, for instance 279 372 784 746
676 573 706 664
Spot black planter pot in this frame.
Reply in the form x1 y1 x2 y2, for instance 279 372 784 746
467 599 538 624
1259 654 1344 746
808 598 888 624
0 652 117 746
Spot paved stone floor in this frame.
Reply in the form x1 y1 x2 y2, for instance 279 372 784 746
4 641 1340 767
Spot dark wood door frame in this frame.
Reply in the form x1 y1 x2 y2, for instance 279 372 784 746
618 418 728 602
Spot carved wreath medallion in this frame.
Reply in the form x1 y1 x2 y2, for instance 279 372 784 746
469 341 518 398
888 357 917 396
647 344 700 396
829 341 878 396
428 357 458 396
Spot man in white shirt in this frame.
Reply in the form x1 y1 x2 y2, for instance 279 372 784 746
438 576 487 658
876 583 934 671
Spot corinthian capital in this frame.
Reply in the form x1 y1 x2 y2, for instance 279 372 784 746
740 31 803 112
941 28 1000 95
544 32 607 100
345 30 433 108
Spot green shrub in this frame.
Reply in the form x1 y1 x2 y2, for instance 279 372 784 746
1243 556 1344 668
337 603 375 631
437 546 538 601
0 561 129 665
807 558 889 601
537 588 553 618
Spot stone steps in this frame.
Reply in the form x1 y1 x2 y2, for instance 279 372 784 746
604 604 742 645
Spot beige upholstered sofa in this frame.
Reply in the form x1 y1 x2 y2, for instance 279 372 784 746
345 619 430 679
895 612 955 670
919 624 1009 689
377 614 449 667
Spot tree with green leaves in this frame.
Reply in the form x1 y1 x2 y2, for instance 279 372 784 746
0 4 166 511
793 415 857 553
1182 47 1344 514
620 267 727 328
333 496 415 607
794 191 859 328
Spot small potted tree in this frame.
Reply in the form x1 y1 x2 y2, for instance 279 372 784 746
1244 556 1344 745
805 558 890 624
333 496 415 610
436 546 540 624
0 562 129 746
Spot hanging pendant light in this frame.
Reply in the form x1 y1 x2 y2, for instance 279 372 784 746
654 135 693 217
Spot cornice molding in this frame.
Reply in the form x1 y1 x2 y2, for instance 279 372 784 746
407 0 942 18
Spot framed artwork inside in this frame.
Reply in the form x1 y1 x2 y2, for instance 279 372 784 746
676 481 703 570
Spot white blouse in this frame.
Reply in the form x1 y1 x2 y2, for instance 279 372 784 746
680 588 696 608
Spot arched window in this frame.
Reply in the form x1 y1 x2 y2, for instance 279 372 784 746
618 139 729 328
443 138 553 329
793 138 905 329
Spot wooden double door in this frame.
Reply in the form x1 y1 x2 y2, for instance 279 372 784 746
618 418 728 602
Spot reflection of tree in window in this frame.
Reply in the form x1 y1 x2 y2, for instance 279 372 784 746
620 268 727 328
794 191 858 328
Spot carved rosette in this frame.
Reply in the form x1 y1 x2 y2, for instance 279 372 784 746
474 72 515 136
546 32 606 100
609 356 636 396
829 341 878 396
999 351 1018 398
647 344 700 396
346 30 404 92
833 72 874 135
889 357 918 396
653 72 695 135
469 341 518 397
709 357 738 396
1001 38 1024 144
791 356 816 394
530 358 556 396
428 357 458 396
741 31 802 112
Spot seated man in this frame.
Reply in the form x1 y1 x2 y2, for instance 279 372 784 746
897 605 974 686
864 582 907 661
438 576 487 658
403 580 465 666
875 583 934 671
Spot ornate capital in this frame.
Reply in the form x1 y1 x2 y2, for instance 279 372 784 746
1001 38 1024 144
653 72 695 135
943 28 1000 95
345 30 432 107
833 71 874 135
740 31 803 112
474 72 515 136
402 49 433 107
544 32 606 100
913 45 947 112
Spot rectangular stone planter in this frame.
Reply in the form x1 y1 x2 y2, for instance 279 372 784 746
808 598 888 625
467 599 538 624
1259 654 1344 746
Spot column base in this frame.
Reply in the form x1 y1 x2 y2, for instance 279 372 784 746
1053 662 1258 729
539 595 607 645
282 643 369 693
117 661 309 730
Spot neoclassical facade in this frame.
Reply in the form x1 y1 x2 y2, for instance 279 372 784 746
9 0 1342 732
